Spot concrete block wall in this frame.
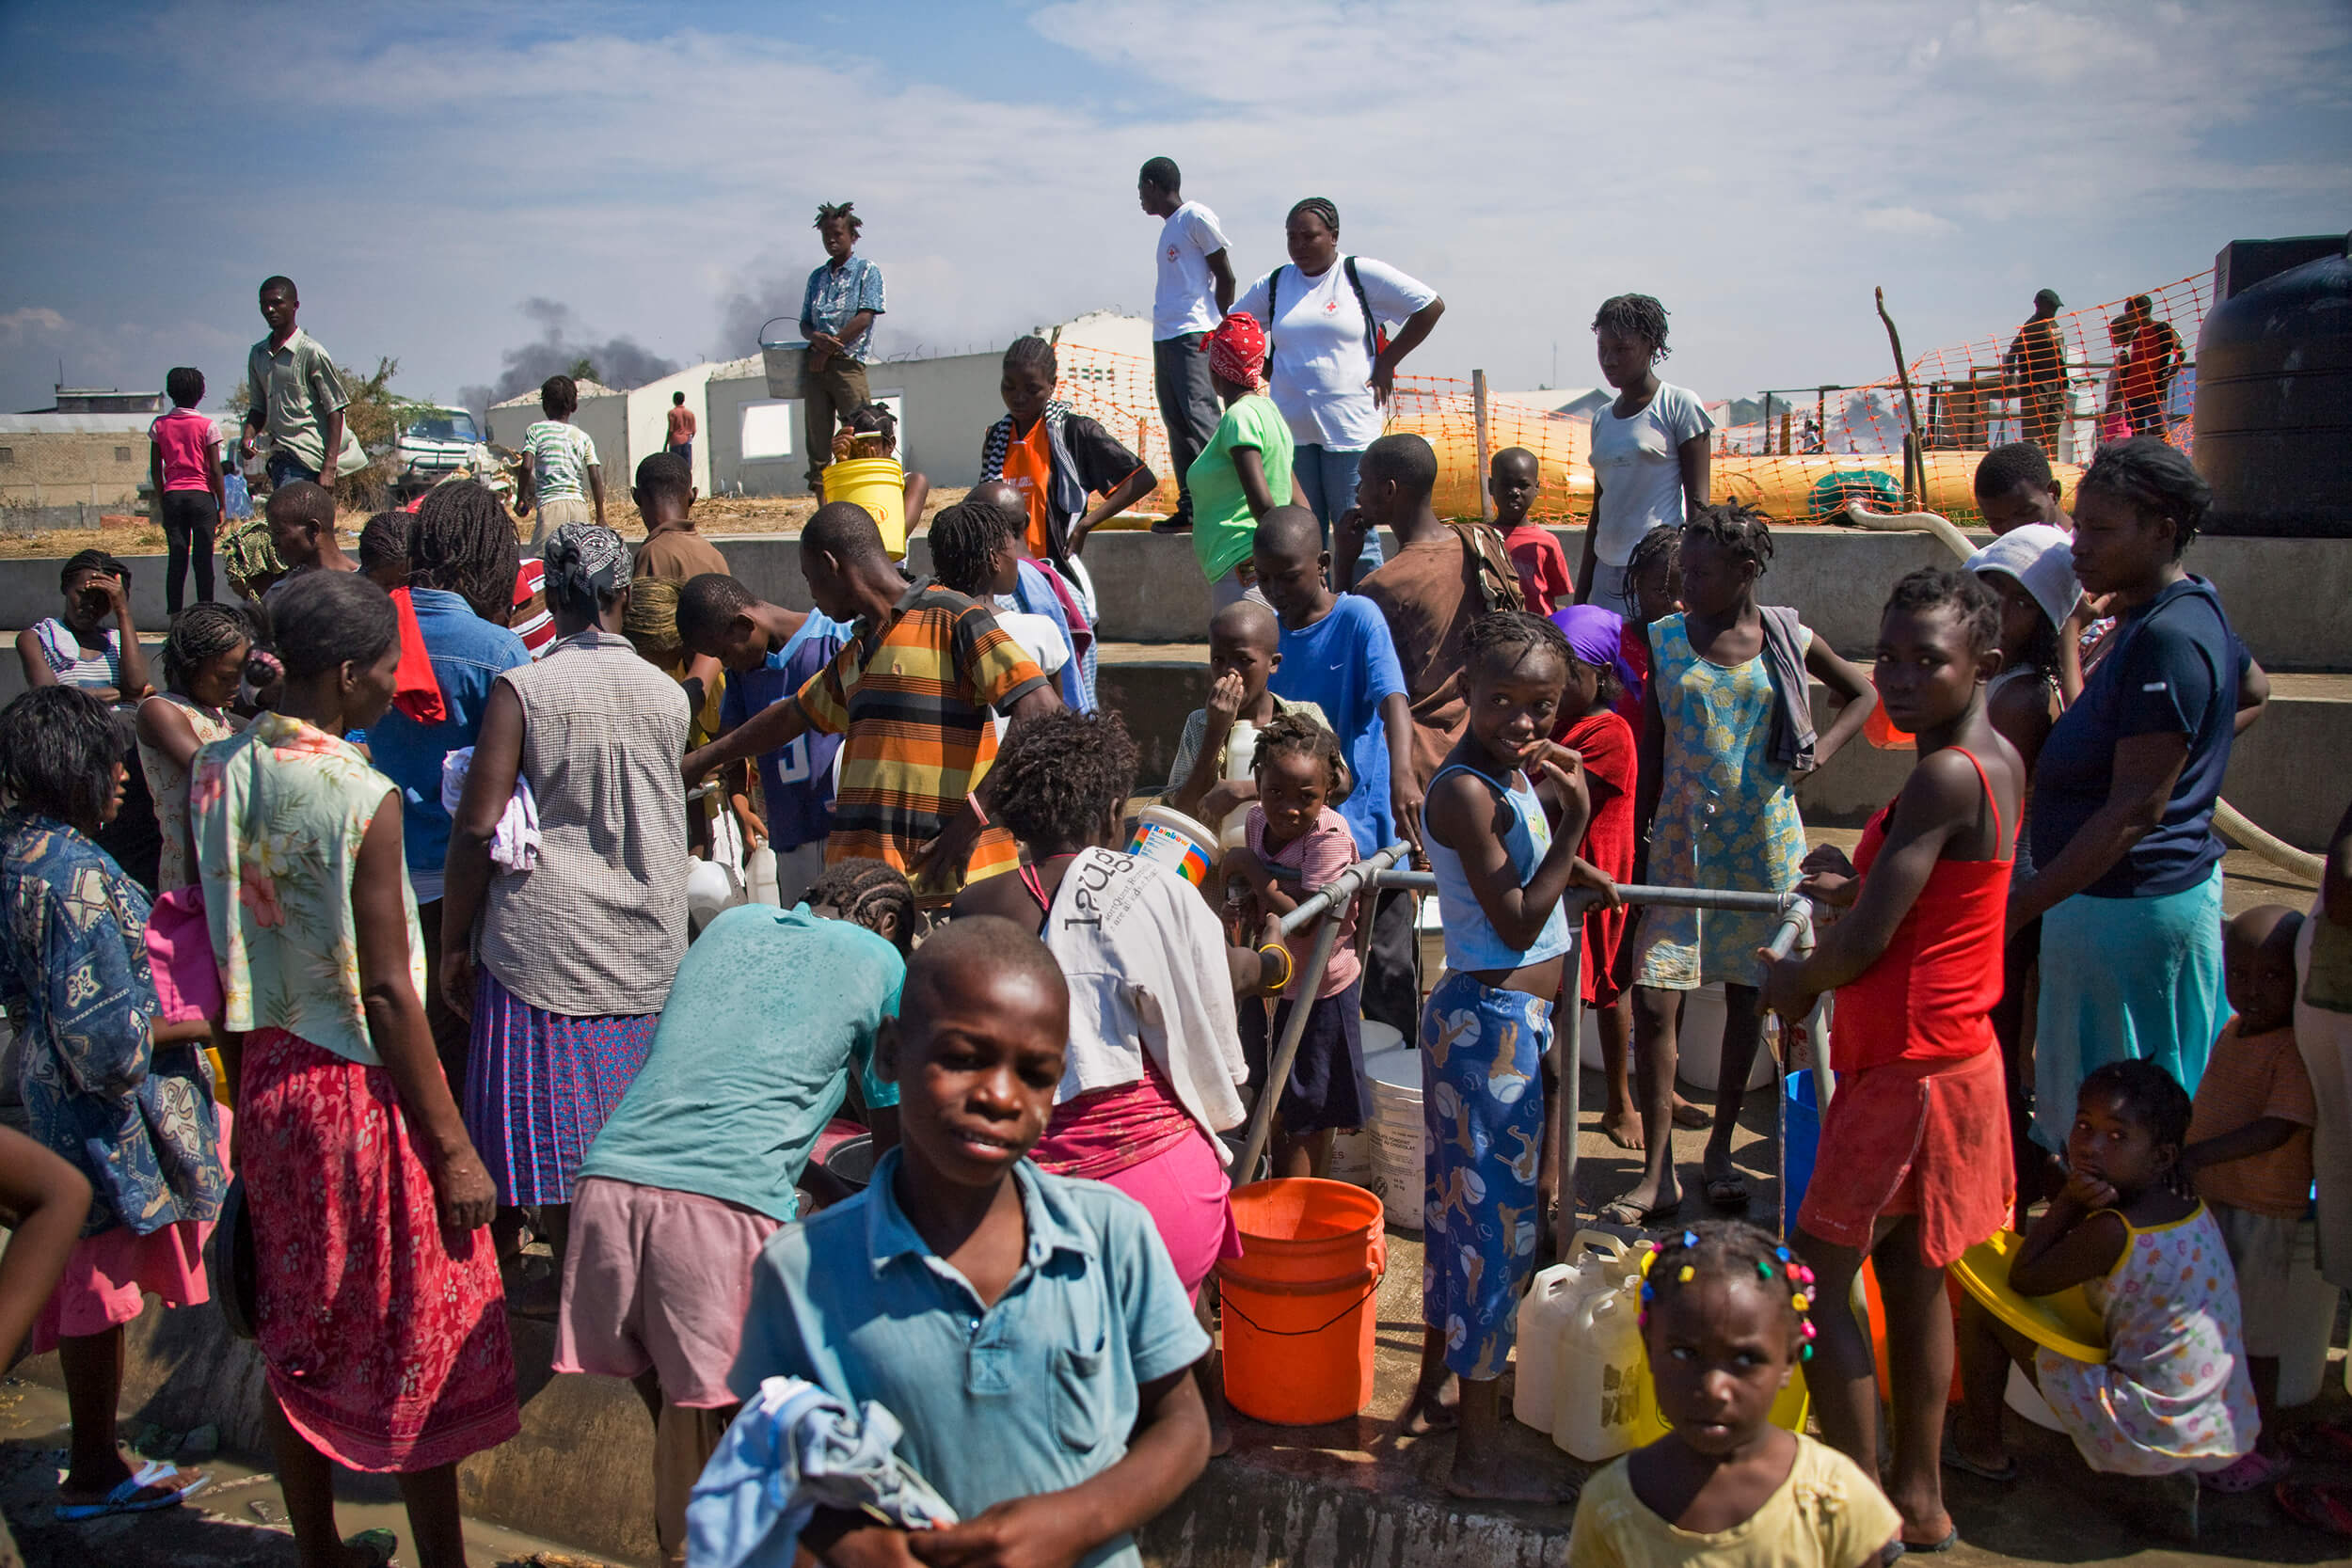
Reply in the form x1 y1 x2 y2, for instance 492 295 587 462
0 431 151 508
705 348 1004 499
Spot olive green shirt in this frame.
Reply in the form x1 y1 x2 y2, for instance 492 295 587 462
246 326 350 473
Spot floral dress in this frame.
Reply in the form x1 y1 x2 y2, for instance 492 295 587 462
137 693 241 893
2036 1203 2260 1475
1634 613 1810 990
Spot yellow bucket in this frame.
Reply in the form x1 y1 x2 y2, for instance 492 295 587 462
822 458 908 558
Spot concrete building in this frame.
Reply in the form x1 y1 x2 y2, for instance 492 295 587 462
486 380 628 496
0 410 186 511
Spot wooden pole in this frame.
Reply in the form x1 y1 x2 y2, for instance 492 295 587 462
1875 288 1926 509
1472 369 1495 522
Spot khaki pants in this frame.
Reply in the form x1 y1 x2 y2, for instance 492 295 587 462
527 493 594 554
803 356 869 493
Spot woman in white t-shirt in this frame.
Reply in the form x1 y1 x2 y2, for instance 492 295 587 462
1234 198 1444 586
1581 294 1712 614
519 373 606 553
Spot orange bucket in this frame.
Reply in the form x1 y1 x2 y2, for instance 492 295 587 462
1861 1261 1964 1405
1217 1179 1388 1425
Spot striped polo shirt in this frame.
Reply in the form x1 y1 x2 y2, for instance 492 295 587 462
795 578 1047 896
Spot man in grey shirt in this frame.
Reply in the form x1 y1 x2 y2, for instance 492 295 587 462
246 276 349 490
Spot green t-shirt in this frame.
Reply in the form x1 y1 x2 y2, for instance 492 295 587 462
1187 393 1295 581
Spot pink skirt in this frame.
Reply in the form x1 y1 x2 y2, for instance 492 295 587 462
30 1218 211 1355
1098 1130 1243 1303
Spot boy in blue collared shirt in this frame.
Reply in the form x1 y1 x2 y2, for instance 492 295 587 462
728 917 1210 1568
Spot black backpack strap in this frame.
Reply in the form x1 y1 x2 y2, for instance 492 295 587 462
1265 265 1285 360
1343 256 1388 360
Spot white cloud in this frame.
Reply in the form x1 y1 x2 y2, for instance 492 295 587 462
1861 207 1960 237
0 308 70 341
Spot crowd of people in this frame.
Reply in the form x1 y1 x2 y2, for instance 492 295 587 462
0 155 2344 1568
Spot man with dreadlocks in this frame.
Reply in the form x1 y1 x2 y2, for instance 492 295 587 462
558 857 915 1564
1580 293 1712 618
367 479 530 1095
799 201 887 497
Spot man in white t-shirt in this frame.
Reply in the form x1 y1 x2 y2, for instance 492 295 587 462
1139 157 1234 536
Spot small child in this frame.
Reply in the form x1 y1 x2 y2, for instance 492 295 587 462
2181 904 2314 1488
135 604 253 894
825 401 930 560
1617 522 1682 740
1565 1222 1901 1568
929 499 1089 713
519 372 604 548
1761 569 2022 1549
1221 712 1361 1179
1164 598 1329 825
981 335 1156 570
149 366 224 614
1403 610 1608 1502
1953 1061 2259 1484
970 478 1099 710
1186 311 1292 612
723 917 1211 1566
1493 447 1573 615
631 451 729 582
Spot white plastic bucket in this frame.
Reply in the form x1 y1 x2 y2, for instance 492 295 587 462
1668 985 1775 1091
1124 803 1218 888
1360 1035 1424 1228
2280 1221 2342 1407
1327 1129 1375 1189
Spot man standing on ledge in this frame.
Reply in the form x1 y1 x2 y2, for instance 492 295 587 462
1139 157 1234 536
666 389 696 469
2001 287 2067 453
247 276 349 492
800 201 886 499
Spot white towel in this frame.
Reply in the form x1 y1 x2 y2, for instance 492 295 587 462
438 746 541 871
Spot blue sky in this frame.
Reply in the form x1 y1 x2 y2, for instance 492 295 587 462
4 0 2346 416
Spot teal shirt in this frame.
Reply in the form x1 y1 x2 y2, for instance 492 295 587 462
730 1150 1212 1568
579 904 901 1221
1187 392 1295 581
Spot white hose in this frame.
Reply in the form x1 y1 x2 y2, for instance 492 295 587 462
1842 502 2325 881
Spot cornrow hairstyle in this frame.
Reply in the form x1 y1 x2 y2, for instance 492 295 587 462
1682 499 1774 574
162 602 255 691
1625 522 1682 590
1972 440 2055 499
1003 334 1058 383
1592 293 1672 359
60 549 131 591
540 374 579 419
1287 197 1340 235
928 500 1018 598
409 478 520 623
1251 709 1351 802
2077 1058 2193 1167
847 402 898 448
815 201 863 234
1883 566 1999 657
2078 436 2209 559
1638 1220 1818 1360
987 708 1139 853
0 686 123 832
358 510 414 576
807 857 917 955
267 569 398 681
1461 609 1571 685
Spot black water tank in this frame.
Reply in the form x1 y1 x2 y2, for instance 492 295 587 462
2195 231 2352 537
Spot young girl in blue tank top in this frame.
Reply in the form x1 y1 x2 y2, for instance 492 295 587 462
1402 610 1616 1503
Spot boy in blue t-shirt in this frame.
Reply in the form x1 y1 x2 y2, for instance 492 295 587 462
677 572 850 908
1250 506 1417 860
723 917 1211 1568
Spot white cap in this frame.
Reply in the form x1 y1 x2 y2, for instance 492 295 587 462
1964 523 2081 633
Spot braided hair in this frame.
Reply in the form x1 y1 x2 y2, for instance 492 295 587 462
987 708 1139 853
2076 1059 2194 1195
1003 335 1057 383
358 510 414 579
162 603 254 691
1883 566 1999 657
1287 197 1340 235
410 479 520 623
1625 523 1682 594
929 500 1018 598
1639 1220 1818 1362
1682 500 1774 574
815 201 863 235
806 857 916 953
2078 436 2209 558
1461 610 1571 686
1592 293 1672 358
1251 709 1350 801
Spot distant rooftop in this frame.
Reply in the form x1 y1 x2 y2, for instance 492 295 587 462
20 387 165 416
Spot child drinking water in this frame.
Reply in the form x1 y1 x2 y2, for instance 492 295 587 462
1403 610 1610 1502
1221 711 1362 1179
1565 1222 1902 1568
1760 568 2023 1551
2181 904 2314 1490
1612 503 1874 1227
1953 1061 2259 1485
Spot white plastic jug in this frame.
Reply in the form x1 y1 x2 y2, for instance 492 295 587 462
1218 720 1259 851
1553 1259 1648 1461
1515 1231 1631 1437
745 844 781 906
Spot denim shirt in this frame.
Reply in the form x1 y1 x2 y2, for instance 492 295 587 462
0 816 226 1237
729 1150 1209 1568
799 255 886 363
362 587 531 895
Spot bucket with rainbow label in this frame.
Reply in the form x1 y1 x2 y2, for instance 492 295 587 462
1125 803 1218 887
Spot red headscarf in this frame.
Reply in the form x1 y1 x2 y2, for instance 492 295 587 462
1201 311 1268 391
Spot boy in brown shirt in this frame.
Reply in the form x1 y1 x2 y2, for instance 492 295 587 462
2183 903 2315 1478
630 451 729 582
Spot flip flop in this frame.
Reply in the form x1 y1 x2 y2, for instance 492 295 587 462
1898 1528 1958 1554
344 1528 400 1566
2274 1481 2352 1540
2200 1450 2289 1494
55 1458 208 1521
1596 1196 1676 1230
2282 1418 2352 1465
1940 1448 2017 1484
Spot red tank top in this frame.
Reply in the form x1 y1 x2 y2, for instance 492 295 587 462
1831 749 2013 1073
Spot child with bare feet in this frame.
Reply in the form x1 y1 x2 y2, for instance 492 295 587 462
1400 610 1612 1501
1565 1222 1901 1568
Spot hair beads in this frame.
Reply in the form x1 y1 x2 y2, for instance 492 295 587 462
1632 1221 1818 1359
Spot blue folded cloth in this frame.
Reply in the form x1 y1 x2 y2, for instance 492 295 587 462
687 1376 959 1568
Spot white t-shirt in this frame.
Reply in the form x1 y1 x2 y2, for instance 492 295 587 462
1588 382 1713 565
1153 201 1231 341
1234 256 1438 451
526 420 600 502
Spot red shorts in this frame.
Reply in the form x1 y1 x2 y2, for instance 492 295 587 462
1797 1046 2012 1267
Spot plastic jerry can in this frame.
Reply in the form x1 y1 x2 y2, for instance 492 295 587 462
1554 1277 1649 1461
1513 1265 1580 1435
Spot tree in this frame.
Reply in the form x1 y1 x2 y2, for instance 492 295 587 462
226 356 428 507
565 356 600 386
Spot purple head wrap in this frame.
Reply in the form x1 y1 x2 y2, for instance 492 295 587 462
1550 604 1641 698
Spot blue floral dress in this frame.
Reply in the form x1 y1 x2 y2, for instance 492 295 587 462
1633 613 1810 990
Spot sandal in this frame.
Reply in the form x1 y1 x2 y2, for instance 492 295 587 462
1940 1448 2017 1484
2274 1481 2352 1539
345 1528 400 1567
55 1459 208 1521
2282 1417 2352 1465
2200 1449 2290 1494
1596 1195 1676 1230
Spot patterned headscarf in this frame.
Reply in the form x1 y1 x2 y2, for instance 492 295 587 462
543 521 629 618
1202 310 1268 391
1550 604 1640 695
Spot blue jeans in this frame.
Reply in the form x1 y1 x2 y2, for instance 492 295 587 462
265 450 321 488
1292 443 1383 582
668 440 692 467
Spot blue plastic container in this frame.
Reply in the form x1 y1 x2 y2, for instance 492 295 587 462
1783 1072 1820 1234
